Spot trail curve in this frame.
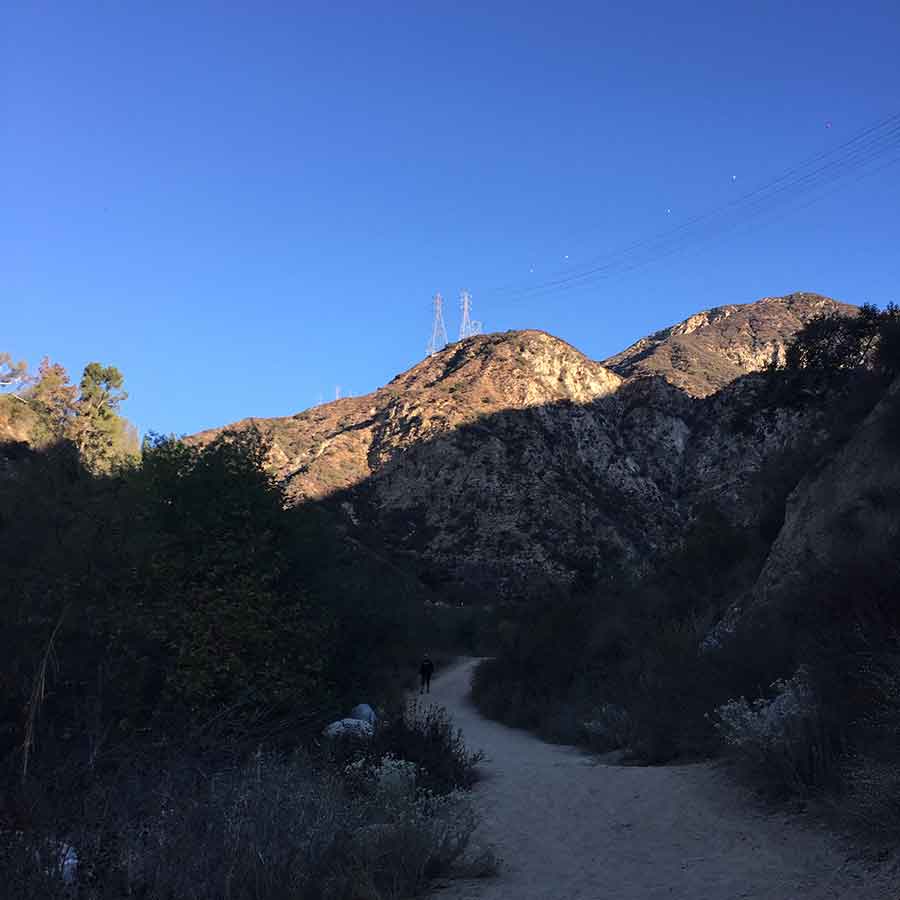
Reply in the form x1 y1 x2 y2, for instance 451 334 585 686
428 659 894 900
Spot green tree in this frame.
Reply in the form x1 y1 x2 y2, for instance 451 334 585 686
783 303 900 379
131 429 329 724
29 358 79 444
71 362 136 471
874 302 900 377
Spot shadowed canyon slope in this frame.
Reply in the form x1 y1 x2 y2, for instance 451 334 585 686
193 292 854 591
755 373 900 603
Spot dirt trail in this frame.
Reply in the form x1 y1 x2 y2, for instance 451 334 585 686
429 659 895 900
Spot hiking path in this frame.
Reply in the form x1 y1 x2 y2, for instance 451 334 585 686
428 658 895 900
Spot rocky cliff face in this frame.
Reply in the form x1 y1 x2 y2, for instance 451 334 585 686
193 293 856 591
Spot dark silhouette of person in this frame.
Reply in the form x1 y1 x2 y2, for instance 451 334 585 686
419 655 435 694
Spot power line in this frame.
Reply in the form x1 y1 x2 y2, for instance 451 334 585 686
488 112 900 302
501 117 900 299
512 114 900 295
530 144 900 302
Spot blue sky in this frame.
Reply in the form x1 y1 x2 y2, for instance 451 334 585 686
4 1 900 436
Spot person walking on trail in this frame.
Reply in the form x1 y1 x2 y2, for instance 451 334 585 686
419 656 435 694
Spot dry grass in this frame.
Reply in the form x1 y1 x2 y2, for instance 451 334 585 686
3 745 488 900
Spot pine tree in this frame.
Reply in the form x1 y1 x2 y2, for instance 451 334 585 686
30 358 79 443
70 362 136 472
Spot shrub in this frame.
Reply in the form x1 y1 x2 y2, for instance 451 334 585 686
371 701 484 794
714 667 835 797
2 751 484 900
329 789 478 898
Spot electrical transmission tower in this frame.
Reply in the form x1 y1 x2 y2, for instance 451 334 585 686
458 290 482 340
427 292 448 356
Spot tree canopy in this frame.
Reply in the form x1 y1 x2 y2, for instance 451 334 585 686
0 354 138 468
1 418 429 777
782 302 900 380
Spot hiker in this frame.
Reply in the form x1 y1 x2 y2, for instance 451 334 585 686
419 655 435 694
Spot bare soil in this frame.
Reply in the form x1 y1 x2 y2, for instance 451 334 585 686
430 659 897 900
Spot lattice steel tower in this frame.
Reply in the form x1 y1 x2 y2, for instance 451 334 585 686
427 292 448 356
458 290 482 340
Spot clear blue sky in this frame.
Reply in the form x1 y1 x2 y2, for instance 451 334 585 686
4 1 900 436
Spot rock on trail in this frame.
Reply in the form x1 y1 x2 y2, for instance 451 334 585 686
429 659 894 900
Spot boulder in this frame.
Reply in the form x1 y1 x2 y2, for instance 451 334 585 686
349 703 377 725
323 718 374 740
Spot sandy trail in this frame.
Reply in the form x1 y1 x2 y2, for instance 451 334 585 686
427 659 894 900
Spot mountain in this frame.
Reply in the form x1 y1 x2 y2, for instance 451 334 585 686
192 292 855 592
602 292 854 396
193 330 637 590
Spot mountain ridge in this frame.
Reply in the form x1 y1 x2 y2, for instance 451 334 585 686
190 292 855 591
602 292 854 396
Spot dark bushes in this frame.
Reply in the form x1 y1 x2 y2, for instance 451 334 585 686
1 750 482 900
0 425 495 899
711 554 900 812
470 507 765 760
472 507 900 807
0 426 435 776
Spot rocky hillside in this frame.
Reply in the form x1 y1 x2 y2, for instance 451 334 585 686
603 292 854 396
193 331 640 587
196 330 622 499
193 292 855 592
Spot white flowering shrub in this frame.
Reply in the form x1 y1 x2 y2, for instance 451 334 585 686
373 756 418 801
343 753 419 802
714 666 833 795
